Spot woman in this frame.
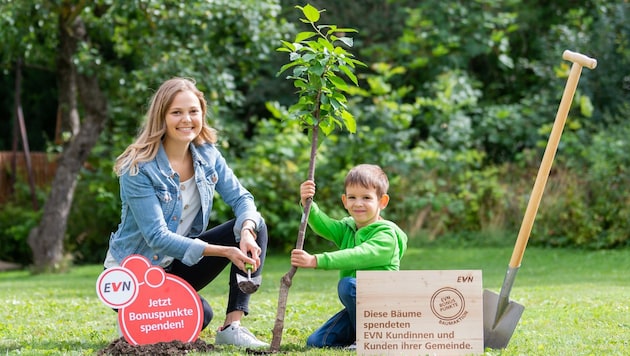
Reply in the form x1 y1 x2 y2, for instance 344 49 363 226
104 77 268 348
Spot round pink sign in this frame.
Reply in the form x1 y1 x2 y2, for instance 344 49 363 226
96 255 202 345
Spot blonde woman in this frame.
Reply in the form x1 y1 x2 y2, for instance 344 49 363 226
104 77 268 348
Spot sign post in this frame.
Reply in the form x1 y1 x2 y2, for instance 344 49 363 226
357 270 483 355
96 255 203 345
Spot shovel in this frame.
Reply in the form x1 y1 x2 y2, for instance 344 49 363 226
483 50 597 349
237 261 262 294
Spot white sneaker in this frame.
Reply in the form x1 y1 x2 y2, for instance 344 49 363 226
345 342 357 350
215 321 269 348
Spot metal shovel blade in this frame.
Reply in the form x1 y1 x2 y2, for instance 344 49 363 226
237 263 261 294
483 289 525 349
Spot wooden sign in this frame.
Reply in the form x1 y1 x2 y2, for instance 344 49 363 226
357 270 483 355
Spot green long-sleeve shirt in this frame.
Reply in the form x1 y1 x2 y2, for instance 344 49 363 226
308 202 408 279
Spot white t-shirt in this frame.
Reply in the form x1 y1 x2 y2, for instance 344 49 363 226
177 176 201 236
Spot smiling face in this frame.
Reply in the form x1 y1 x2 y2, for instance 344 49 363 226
342 184 390 229
162 90 203 148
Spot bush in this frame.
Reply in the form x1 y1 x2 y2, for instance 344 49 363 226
0 181 47 265
530 108 630 248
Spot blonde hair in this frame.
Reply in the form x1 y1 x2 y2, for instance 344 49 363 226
114 77 217 176
344 164 389 198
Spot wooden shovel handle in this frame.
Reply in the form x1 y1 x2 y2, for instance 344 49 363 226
509 51 597 268
563 50 598 70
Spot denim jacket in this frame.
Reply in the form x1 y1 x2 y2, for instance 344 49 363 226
106 142 263 267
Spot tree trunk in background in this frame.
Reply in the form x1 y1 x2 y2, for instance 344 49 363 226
27 10 108 273
56 5 81 139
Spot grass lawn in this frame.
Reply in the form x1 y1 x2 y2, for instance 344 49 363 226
1 246 628 355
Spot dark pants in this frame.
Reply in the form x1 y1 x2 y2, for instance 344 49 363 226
168 219 268 330
306 277 356 347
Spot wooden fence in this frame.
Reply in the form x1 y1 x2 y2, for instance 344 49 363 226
0 151 57 204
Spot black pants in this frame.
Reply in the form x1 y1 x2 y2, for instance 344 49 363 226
168 219 268 330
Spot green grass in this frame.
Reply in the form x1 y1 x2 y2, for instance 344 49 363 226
1 247 628 355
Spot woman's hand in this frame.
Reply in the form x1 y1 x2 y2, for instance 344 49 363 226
291 249 317 268
203 244 256 273
239 227 261 270
225 246 257 273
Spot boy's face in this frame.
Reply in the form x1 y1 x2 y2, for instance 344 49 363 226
342 184 389 229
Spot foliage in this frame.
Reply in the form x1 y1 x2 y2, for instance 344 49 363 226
1 0 630 265
226 113 311 252
276 3 363 136
65 144 120 264
0 205 38 265
531 113 630 249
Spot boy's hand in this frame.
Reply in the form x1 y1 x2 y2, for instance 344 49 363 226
300 180 316 206
291 249 317 268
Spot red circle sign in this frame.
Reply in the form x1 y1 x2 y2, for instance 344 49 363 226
96 255 202 345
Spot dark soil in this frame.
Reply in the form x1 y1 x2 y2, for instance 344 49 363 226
98 337 214 355
98 337 279 355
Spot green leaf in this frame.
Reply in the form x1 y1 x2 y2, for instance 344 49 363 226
295 31 317 42
302 53 316 62
294 79 307 89
351 57 367 67
339 56 356 69
328 96 342 111
310 62 325 77
341 110 356 133
277 61 300 76
332 28 358 34
339 64 358 86
320 119 334 136
279 40 295 52
328 75 349 91
318 37 335 52
300 4 320 23
331 91 348 105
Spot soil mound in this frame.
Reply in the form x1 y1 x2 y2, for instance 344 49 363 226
98 337 214 355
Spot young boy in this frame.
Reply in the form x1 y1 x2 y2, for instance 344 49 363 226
291 164 408 349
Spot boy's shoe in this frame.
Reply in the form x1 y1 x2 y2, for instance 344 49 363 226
215 321 269 348
345 342 357 350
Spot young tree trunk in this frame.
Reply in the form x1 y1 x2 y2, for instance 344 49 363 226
270 125 319 352
27 13 108 273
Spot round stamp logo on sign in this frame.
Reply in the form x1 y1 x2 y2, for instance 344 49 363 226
430 287 468 325
96 255 202 345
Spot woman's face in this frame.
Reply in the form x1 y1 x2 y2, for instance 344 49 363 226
163 90 203 147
